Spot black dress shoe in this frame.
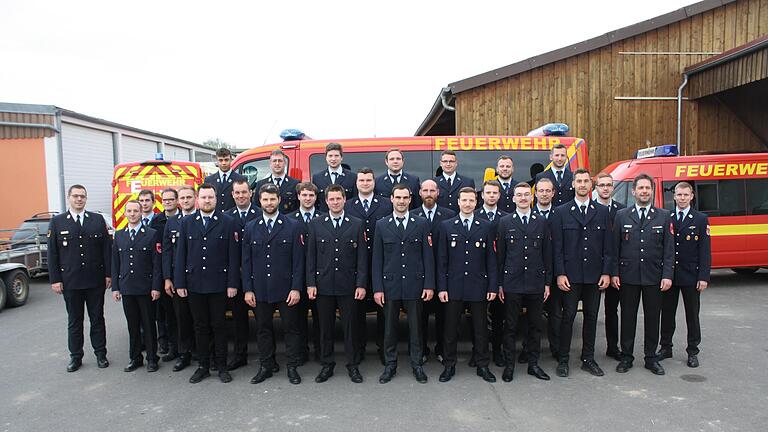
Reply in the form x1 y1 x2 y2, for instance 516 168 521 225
96 355 109 369
528 364 550 381
477 367 496 383
493 352 506 368
644 361 665 375
348 367 363 383
124 359 144 372
147 361 159 372
158 344 169 356
227 357 247 371
219 370 232 383
379 365 397 384
173 354 191 372
287 366 301 384
413 366 428 384
502 366 515 382
189 367 210 384
468 356 477 368
616 360 633 373
517 351 529 364
657 348 673 360
161 351 179 363
67 358 82 373
687 355 699 368
439 366 455 382
581 359 605 376
556 361 569 377
315 365 334 383
250 367 273 384
606 348 622 362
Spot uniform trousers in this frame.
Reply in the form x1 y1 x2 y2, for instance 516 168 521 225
503 293 544 366
619 284 662 363
255 301 302 368
123 294 158 362
443 300 489 368
660 284 701 355
188 292 228 369
559 283 601 362
62 287 106 360
382 299 424 368
316 294 359 367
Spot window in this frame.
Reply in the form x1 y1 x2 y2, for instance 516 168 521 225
452 150 553 189
612 180 633 207
694 182 718 212
746 179 768 215
717 180 746 216
238 157 289 188
309 151 433 183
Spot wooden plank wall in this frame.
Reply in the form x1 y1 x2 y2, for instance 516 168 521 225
454 0 768 172
687 45 768 98
0 112 56 139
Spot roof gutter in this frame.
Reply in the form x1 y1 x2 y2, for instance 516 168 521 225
676 74 689 155
440 87 455 112
0 121 59 133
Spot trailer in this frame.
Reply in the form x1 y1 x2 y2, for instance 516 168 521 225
0 228 40 311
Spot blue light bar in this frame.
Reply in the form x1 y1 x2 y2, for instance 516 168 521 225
280 129 306 141
635 144 679 159
527 123 570 137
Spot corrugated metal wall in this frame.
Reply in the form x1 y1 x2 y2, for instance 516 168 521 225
0 112 55 139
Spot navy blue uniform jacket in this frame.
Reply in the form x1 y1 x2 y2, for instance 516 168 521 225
241 213 305 303
671 208 711 285
612 206 675 285
437 216 497 301
496 212 552 294
305 215 368 295
252 175 300 214
372 215 435 300
551 200 613 284
47 211 111 290
173 210 241 293
205 171 247 213
112 226 162 295
312 168 357 212
535 168 575 207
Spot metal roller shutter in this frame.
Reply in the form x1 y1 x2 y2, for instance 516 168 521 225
61 123 114 215
121 135 158 163
165 144 191 161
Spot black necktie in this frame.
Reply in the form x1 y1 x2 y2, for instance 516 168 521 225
304 212 311 223
427 209 433 222
267 219 274 233
331 172 338 184
129 228 136 241
580 204 587 218
463 218 470 233
447 177 453 187
143 217 149 227
391 175 399 184
502 183 509 193
640 208 647 221
396 217 405 232
334 217 341 229
678 211 684 224
76 214 82 226
222 173 228 183
542 210 549 219
240 211 247 219
522 215 528 225
556 171 563 184
363 199 370 214
203 216 211 228
274 178 282 187
488 212 494 222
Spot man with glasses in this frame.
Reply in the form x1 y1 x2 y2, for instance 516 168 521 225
253 150 299 214
497 183 552 382
435 150 475 213
595 172 625 361
48 185 112 372
154 189 181 362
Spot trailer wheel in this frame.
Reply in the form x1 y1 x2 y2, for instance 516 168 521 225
0 279 6 312
3 270 29 307
732 267 759 275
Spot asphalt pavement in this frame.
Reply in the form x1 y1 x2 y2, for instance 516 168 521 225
1 269 766 432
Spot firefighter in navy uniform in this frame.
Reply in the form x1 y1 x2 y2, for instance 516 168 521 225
291 182 325 363
530 177 559 363
243 184 306 385
551 169 613 378
611 173 675 376
173 183 241 384
312 142 356 212
372 184 435 384
224 179 262 371
111 200 163 373
162 185 197 372
344 168 392 363
374 148 422 209
497 182 552 382
205 147 247 213
435 150 476 213
413 179 455 362
474 180 507 367
252 150 300 214
595 172 625 361
534 143 574 207
48 184 111 372
306 185 368 383
437 187 498 383
659 181 711 368
495 156 516 214
153 188 180 363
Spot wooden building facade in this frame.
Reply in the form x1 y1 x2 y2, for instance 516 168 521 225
416 0 768 172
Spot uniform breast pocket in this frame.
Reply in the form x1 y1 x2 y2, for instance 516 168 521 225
383 240 397 254
277 238 291 255
653 228 664 243
531 234 543 249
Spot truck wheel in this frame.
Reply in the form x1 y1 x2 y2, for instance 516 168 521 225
3 269 29 307
732 267 759 275
0 279 6 311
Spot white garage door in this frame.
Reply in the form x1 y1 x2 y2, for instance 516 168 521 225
165 144 190 161
61 123 115 216
121 135 158 163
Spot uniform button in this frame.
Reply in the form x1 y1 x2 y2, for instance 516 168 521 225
465 262 469 265
524 246 528 249
335 239 339 242
583 227 587 230
401 253 405 257
640 239 644 243
130 270 134 273
129 262 133 266
640 249 644 252
640 230 644 233
203 247 206 250
465 240 468 244
80 245 83 248
524 267 527 270
402 275 406 279
676 243 680 246
584 237 588 241
640 259 643 262
584 247 587 250
676 251 679 254
266 255 270 258
464 272 468 275
129 255 133 258
401 242 404 245
266 264 270 268
203 237 207 240
203 257 207 260
267 273 271 277
675 261 679 264
402 264 406 268
524 256 528 260
524 236 527 239
465 251 469 255
335 249 339 252
335 268 338 271
203 266 206 270
267 245 270 248
81 253 84 257
335 258 339 261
